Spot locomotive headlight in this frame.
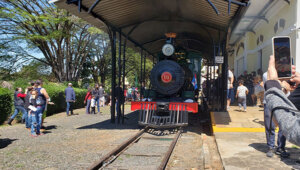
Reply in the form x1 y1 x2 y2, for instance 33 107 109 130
162 44 175 56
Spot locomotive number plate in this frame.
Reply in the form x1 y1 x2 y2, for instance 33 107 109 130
161 72 172 83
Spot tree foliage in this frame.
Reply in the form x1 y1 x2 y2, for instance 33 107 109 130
0 0 100 82
0 0 154 88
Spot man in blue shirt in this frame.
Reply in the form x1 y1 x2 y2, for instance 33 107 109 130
65 83 76 116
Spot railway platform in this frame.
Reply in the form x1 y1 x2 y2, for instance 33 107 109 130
211 106 300 169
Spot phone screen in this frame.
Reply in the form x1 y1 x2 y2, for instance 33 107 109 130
273 37 291 78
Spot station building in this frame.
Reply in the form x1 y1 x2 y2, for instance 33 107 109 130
228 0 300 76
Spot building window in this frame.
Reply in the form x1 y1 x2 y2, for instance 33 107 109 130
274 19 286 34
274 22 278 33
236 42 245 56
279 19 285 28
257 35 264 45
260 35 264 42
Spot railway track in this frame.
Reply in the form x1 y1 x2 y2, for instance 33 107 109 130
88 127 182 170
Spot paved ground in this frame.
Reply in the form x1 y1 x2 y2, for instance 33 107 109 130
213 106 300 169
0 105 216 170
3 104 296 169
0 105 140 170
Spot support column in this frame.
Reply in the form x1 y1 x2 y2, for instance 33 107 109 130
117 31 122 124
110 29 116 123
206 61 210 105
140 49 143 100
152 56 155 66
122 37 127 124
222 41 227 111
143 53 146 98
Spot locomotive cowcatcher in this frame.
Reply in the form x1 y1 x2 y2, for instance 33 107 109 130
131 33 202 128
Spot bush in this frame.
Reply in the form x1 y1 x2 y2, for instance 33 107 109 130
13 79 30 91
43 83 87 116
0 87 12 124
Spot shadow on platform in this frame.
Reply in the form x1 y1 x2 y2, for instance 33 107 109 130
249 143 300 167
77 111 139 130
252 118 265 126
44 125 57 130
213 111 231 125
0 138 18 149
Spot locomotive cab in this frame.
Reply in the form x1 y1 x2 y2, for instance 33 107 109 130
131 34 201 128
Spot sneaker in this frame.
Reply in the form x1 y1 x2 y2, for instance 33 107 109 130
31 133 38 137
37 133 44 136
266 148 275 157
275 148 290 158
244 109 247 112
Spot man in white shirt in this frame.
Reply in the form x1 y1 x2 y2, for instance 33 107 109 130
227 68 234 110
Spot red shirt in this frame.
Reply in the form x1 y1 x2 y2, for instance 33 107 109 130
84 92 92 102
17 93 26 98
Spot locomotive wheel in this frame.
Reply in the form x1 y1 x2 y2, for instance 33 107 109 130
150 60 185 95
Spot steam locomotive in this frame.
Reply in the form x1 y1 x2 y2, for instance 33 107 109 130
131 34 201 128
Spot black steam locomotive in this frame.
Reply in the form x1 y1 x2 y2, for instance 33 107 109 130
131 34 201 128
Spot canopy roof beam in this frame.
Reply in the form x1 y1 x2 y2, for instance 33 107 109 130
88 0 102 13
207 0 220 15
242 16 269 23
236 28 256 34
65 0 156 57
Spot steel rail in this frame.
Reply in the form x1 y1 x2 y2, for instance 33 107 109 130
158 128 182 170
88 127 147 170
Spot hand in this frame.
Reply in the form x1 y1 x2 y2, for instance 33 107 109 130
267 55 278 81
290 65 300 89
281 81 291 92
230 84 233 89
84 101 86 104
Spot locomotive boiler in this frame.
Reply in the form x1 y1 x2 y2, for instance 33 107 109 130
131 34 201 128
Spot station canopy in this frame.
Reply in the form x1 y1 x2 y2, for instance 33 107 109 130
54 0 250 57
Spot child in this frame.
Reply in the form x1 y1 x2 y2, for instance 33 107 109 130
91 95 96 114
236 80 249 112
28 90 39 137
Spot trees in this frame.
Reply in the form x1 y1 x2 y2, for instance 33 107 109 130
84 32 111 85
0 0 98 82
0 0 154 86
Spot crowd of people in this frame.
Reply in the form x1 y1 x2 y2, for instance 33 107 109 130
8 80 50 137
83 84 106 114
227 69 265 111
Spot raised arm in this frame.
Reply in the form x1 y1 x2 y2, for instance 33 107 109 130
41 88 50 100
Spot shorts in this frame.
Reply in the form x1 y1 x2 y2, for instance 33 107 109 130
227 88 233 99
255 91 264 100
100 96 105 102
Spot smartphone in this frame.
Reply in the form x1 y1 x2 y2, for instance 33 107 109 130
272 36 292 78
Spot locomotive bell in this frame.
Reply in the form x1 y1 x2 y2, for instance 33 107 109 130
162 44 175 56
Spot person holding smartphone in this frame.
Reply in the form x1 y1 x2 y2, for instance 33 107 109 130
265 55 300 146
